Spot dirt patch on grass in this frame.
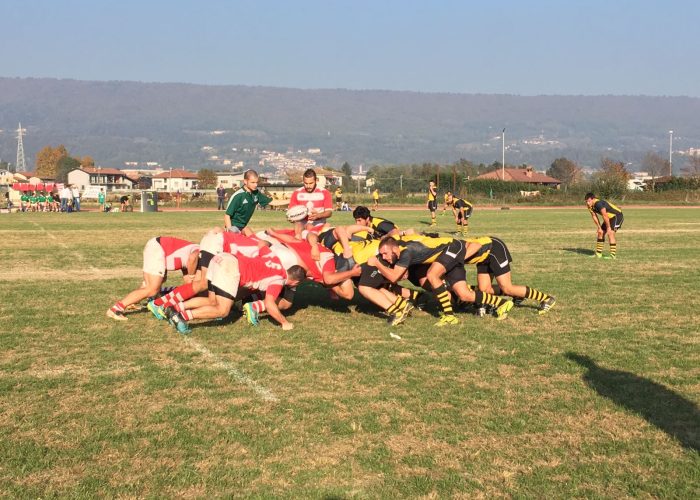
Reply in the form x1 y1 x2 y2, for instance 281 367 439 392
1 266 141 282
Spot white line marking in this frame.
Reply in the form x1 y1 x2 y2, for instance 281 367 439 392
181 336 279 403
30 221 100 272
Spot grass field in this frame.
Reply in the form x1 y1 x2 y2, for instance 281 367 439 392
1 207 698 498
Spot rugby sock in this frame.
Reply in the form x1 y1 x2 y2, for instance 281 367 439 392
250 300 266 313
475 290 505 309
156 283 196 307
110 302 125 313
609 243 617 258
525 287 550 302
386 296 407 315
434 284 454 315
595 238 604 255
409 290 421 302
180 310 194 321
174 302 186 313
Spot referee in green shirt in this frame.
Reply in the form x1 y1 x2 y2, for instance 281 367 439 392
224 170 272 233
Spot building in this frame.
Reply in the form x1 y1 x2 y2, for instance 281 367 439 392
475 166 561 188
67 167 135 191
151 169 199 191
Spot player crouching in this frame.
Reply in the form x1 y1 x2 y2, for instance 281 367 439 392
163 252 306 333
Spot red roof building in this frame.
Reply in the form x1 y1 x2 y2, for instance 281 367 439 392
476 166 561 187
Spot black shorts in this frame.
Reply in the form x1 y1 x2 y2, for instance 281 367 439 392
427 200 438 212
208 282 235 301
320 229 339 250
475 237 513 277
334 255 356 272
602 214 624 232
198 250 216 269
408 262 466 288
281 286 296 303
456 206 473 221
357 263 387 288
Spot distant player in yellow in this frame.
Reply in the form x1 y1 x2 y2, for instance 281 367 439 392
372 188 380 211
442 191 454 215
585 192 624 259
427 181 437 227
334 187 343 211
453 197 473 236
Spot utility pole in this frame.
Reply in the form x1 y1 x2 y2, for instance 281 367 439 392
669 130 673 176
400 174 403 192
436 164 440 188
452 166 456 192
15 123 26 173
501 128 506 180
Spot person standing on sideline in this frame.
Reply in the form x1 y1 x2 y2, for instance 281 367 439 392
372 188 380 211
224 169 272 234
60 185 71 212
98 188 106 212
288 168 333 237
427 181 438 227
216 184 226 210
585 192 624 259
334 186 343 211
71 185 81 212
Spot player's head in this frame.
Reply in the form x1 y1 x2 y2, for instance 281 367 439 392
429 180 435 187
447 191 452 196
243 169 259 192
378 236 400 264
584 192 596 207
285 265 307 286
353 206 372 225
302 169 317 192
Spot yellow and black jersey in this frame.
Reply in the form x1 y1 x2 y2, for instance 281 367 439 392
354 216 398 241
589 198 623 219
454 198 473 210
428 186 437 201
464 236 494 265
348 239 381 265
393 237 454 268
444 193 454 205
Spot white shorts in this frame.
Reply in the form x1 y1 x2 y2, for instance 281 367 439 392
143 238 166 277
199 230 224 256
207 253 241 299
269 243 298 271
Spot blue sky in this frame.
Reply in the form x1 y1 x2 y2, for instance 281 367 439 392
2 0 699 96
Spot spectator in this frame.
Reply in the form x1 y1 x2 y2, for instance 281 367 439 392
60 186 71 212
98 188 106 212
216 184 226 210
71 185 81 212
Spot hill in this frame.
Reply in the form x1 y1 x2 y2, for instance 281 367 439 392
1 77 698 171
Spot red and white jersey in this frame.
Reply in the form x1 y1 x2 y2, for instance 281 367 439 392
237 254 287 300
222 233 272 259
281 240 335 283
289 186 332 226
159 237 199 271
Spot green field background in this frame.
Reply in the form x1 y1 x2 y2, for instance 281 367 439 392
0 208 698 497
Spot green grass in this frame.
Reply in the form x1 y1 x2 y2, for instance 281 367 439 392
0 207 698 497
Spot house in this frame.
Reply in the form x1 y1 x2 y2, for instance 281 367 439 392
216 172 245 190
151 169 199 191
475 166 561 188
67 167 135 191
315 168 344 189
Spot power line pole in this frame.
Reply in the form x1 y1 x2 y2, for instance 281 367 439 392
400 174 403 192
452 166 456 192
669 130 673 176
15 123 26 173
501 128 506 180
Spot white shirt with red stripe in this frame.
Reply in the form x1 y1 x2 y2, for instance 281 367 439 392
159 237 199 271
281 240 335 282
222 233 272 258
289 186 332 226
237 254 287 300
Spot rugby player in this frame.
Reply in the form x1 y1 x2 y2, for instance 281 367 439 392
165 252 306 333
464 236 556 315
351 205 414 241
107 236 199 320
442 191 454 215
427 181 438 227
585 193 624 259
288 168 333 238
453 196 474 236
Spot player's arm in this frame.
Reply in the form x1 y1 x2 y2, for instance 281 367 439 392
308 208 332 221
323 264 362 286
367 256 407 284
258 191 273 207
224 195 240 230
464 241 484 263
598 208 612 234
182 250 199 282
264 289 292 330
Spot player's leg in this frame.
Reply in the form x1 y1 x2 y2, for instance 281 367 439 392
425 261 458 326
108 272 163 320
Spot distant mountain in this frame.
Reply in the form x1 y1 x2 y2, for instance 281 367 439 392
1 77 698 172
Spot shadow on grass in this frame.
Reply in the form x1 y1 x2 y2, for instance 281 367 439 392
565 352 699 452
562 247 595 256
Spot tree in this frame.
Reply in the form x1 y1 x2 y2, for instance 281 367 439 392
55 156 81 184
547 157 583 185
340 161 353 189
595 157 630 198
681 155 700 178
35 145 69 178
197 168 217 189
641 152 669 190
80 156 95 168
